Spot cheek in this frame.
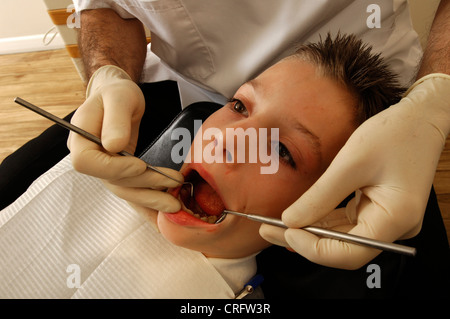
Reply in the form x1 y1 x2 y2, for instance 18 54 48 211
225 221 272 255
247 173 307 217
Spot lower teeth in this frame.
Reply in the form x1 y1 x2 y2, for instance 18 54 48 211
200 215 219 224
179 195 218 224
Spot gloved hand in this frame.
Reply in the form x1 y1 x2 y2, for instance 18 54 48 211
68 65 182 214
260 73 450 270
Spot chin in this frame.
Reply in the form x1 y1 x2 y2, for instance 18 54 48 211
157 211 220 253
157 209 271 259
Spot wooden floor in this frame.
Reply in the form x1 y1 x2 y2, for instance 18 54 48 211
0 49 85 160
0 49 449 244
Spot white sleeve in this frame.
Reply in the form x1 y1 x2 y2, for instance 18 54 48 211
72 0 136 19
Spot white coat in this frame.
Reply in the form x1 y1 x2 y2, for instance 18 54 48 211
74 0 422 106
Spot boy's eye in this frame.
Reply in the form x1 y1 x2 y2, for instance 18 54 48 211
274 142 297 169
230 99 248 115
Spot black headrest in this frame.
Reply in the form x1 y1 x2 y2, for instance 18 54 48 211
138 101 222 170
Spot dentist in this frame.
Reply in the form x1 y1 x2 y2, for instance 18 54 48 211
70 0 449 272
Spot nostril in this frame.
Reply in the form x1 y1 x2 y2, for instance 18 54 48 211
225 149 233 162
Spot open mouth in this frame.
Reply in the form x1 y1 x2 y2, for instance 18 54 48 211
178 170 226 224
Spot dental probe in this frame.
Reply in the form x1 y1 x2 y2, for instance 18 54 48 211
222 210 417 256
14 97 194 195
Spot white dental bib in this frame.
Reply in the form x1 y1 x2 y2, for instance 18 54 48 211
0 156 245 298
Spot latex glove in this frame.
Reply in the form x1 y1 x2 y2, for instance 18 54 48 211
260 73 450 270
68 65 182 213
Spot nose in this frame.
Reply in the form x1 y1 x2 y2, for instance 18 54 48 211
212 124 265 166
200 118 279 174
210 132 234 164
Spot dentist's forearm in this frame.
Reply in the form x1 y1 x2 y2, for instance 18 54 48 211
78 8 147 82
416 0 450 78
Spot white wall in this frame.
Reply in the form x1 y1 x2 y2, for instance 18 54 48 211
0 0 54 38
0 0 65 54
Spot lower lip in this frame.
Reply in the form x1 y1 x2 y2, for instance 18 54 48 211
162 211 218 228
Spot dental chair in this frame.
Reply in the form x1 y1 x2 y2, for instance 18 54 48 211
1 80 449 299
139 90 450 299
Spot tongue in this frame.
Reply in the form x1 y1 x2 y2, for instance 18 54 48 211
194 180 225 216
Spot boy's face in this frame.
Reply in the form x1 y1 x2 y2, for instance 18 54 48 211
157 59 357 258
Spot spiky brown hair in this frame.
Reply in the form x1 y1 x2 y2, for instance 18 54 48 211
293 32 406 124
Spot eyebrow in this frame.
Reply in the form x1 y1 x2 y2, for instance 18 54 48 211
292 121 322 156
246 79 322 156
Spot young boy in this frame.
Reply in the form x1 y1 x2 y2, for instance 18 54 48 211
156 33 404 260
0 34 403 298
